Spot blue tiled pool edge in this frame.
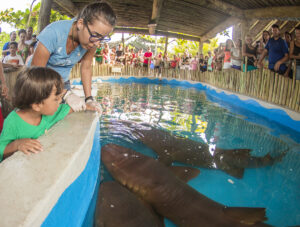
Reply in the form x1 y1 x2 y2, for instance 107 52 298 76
96 77 300 133
42 122 100 227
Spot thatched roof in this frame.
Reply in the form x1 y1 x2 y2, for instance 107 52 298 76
51 0 300 41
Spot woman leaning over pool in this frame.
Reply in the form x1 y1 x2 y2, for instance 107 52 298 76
28 2 116 112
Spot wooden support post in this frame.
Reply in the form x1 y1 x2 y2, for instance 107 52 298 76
198 39 203 71
164 36 168 55
148 0 164 35
198 39 203 55
122 33 125 49
241 20 248 72
38 0 53 33
232 23 241 42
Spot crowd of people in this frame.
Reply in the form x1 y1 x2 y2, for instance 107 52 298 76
1 27 37 66
92 24 300 80
2 24 300 80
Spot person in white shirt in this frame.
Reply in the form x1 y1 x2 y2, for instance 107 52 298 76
231 39 242 70
3 42 24 66
25 27 34 46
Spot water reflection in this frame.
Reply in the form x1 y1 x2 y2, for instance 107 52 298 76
97 82 290 156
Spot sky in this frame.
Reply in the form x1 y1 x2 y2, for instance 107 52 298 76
0 0 231 44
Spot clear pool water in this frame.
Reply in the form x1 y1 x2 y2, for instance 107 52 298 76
96 81 300 227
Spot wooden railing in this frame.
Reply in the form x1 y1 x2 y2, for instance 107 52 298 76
70 63 300 113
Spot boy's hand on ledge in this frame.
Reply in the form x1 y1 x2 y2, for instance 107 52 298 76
17 139 43 155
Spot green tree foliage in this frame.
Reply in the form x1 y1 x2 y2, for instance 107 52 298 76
0 2 70 54
0 2 69 31
172 37 219 57
110 33 219 58
0 32 10 53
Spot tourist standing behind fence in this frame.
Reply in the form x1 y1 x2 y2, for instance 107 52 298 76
242 35 258 72
28 2 116 113
258 24 289 76
289 26 300 80
257 31 270 68
143 47 152 68
231 39 242 70
17 29 29 64
2 31 16 59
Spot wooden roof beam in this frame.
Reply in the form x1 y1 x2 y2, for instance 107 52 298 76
148 0 164 35
114 27 201 42
53 0 78 17
249 20 260 31
205 0 244 19
253 19 278 42
201 16 241 41
244 6 300 20
290 21 300 33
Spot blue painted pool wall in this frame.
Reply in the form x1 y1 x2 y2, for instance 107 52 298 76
90 77 300 133
42 121 100 227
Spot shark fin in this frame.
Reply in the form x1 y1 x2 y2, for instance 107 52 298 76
169 166 200 182
223 207 267 225
221 166 245 179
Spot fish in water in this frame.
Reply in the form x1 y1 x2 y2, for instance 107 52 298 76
94 181 164 227
95 167 200 227
101 144 271 227
106 120 286 179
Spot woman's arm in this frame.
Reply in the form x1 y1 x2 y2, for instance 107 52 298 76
80 47 96 98
31 42 51 66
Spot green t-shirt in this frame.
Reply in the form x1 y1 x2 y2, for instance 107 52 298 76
0 104 71 162
95 47 103 63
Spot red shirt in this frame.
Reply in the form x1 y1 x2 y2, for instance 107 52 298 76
171 58 178 68
130 53 136 64
144 52 152 64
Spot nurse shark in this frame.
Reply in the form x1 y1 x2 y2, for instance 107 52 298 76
94 181 164 227
106 120 286 179
101 144 271 227
95 167 200 227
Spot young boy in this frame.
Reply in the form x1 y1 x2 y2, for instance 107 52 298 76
2 42 24 66
0 67 90 162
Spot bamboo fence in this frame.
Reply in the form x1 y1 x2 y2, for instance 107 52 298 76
70 63 300 113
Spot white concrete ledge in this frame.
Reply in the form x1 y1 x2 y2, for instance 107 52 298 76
0 111 98 227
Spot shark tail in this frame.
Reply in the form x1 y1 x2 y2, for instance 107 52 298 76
214 148 252 179
223 207 268 225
